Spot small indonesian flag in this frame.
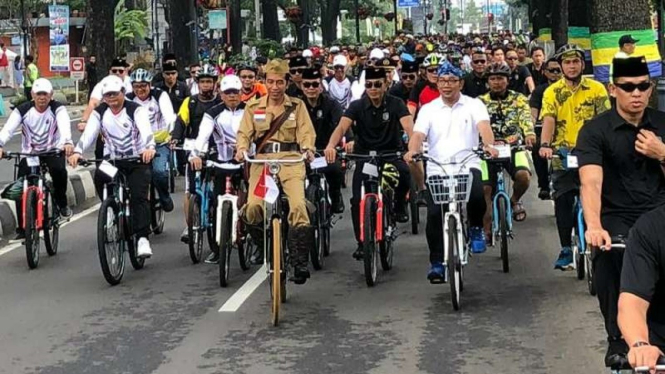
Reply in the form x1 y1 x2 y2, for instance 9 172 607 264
253 165 279 203
254 109 266 121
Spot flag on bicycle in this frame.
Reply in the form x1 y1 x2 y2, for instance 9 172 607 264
253 165 279 203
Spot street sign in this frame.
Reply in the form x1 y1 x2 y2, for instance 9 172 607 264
397 0 420 8
70 57 85 80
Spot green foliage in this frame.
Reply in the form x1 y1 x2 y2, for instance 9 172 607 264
253 39 284 58
114 0 149 54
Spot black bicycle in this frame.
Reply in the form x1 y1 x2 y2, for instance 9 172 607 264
306 153 334 270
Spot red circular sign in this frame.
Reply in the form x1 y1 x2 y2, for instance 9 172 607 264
72 59 83 71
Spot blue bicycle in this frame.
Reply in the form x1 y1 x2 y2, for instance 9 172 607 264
187 161 217 264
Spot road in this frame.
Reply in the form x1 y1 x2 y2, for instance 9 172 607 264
0 185 610 374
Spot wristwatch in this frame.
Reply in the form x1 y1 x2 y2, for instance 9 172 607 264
632 341 650 348
540 142 551 149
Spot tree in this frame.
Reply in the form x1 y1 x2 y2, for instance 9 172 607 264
114 0 149 55
317 0 342 45
166 0 197 66
463 0 483 31
87 0 117 73
263 0 282 41
551 0 568 48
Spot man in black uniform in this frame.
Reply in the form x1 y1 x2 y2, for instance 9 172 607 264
577 56 665 370
389 60 419 104
286 56 307 99
155 61 189 117
301 67 346 213
462 48 489 98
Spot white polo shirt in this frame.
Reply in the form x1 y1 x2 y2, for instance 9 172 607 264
414 94 490 176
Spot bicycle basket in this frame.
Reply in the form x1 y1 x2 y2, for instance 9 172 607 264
427 173 473 204
1 177 24 201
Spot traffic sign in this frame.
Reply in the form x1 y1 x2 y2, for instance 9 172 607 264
397 0 420 8
70 57 85 80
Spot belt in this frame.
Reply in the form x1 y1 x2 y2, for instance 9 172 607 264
257 142 300 154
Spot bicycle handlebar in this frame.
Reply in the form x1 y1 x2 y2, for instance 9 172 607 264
79 155 143 167
206 160 243 170
3 150 62 159
634 356 665 372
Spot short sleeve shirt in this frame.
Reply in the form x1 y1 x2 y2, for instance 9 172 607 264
343 94 410 154
462 72 489 98
479 90 535 143
540 77 611 148
508 65 532 95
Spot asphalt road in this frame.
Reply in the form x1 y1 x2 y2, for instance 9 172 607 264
0 184 611 374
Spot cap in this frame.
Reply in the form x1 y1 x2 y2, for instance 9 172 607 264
302 49 313 58
31 78 53 94
289 56 308 68
256 56 268 64
332 55 348 67
330 46 340 53
302 68 321 80
162 61 178 72
612 56 650 79
406 34 414 39
265 59 290 75
100 75 125 95
401 61 419 73
375 58 393 69
619 34 639 46
365 67 387 80
369 48 384 60
220 75 242 91
110 57 129 68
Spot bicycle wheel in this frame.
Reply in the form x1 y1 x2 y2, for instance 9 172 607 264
574 234 585 281
219 201 233 287
498 196 509 273
43 191 59 256
238 224 253 271
188 195 204 264
207 203 220 257
24 189 40 269
448 215 461 311
169 154 176 194
586 249 596 296
410 183 419 235
306 186 324 270
271 217 282 326
321 199 331 257
379 193 394 271
97 199 125 285
150 187 165 235
363 196 378 287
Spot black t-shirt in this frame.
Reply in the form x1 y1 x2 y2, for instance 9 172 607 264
576 107 665 235
388 82 412 104
462 72 488 98
343 94 410 154
304 94 344 149
155 80 190 114
508 65 532 95
85 63 98 85
286 83 304 99
529 82 551 128
527 62 548 87
621 205 665 350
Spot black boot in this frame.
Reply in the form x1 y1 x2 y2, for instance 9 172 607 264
331 191 345 214
605 337 629 369
245 223 265 265
290 226 311 285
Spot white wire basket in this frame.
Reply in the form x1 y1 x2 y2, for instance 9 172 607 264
427 173 473 204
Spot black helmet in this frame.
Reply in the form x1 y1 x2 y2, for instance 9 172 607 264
484 62 511 77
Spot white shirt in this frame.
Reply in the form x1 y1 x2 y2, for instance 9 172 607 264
326 77 352 109
0 101 72 153
414 95 490 176
90 75 134 101
193 103 245 161
186 78 199 96
127 89 176 135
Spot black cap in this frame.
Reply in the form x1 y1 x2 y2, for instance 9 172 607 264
365 67 387 80
302 68 321 80
375 58 393 69
619 35 639 46
110 57 129 68
256 56 268 64
612 56 650 79
162 53 176 63
401 61 419 73
162 61 178 72
289 56 308 68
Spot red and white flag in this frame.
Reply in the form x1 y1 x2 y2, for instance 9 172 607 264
253 165 279 203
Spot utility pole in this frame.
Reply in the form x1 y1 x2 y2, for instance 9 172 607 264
355 0 360 43
254 0 261 38
20 0 28 59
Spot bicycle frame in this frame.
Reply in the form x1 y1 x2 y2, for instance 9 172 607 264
212 161 243 244
193 166 215 232
491 166 513 236
575 197 587 255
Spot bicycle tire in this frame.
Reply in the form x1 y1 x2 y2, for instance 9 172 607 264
97 199 125 285
271 217 282 326
150 186 165 235
126 213 145 270
43 191 59 256
306 186 324 270
498 197 509 273
219 202 233 287
238 226 253 271
379 192 394 271
363 196 378 287
448 215 461 311
586 249 596 296
24 189 40 269
322 203 331 257
410 184 419 235
169 155 176 194
188 195 204 264
575 234 585 281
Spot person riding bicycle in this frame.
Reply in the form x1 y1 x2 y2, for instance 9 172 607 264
478 62 535 238
324 62 414 261
301 67 347 214
403 61 498 282
189 75 246 264
407 52 444 117
0 78 74 241
126 68 176 214
234 59 316 285
286 56 307 99
237 64 267 103
577 56 665 369
172 64 222 243
538 44 611 271
69 75 157 258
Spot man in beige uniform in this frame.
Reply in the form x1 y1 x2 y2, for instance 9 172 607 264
236 59 316 285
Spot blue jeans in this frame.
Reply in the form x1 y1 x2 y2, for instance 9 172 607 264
152 144 172 205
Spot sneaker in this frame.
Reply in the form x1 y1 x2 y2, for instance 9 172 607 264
554 247 574 270
394 202 409 223
469 226 487 254
137 237 153 258
427 262 446 284
538 189 551 200
352 244 364 261
59 206 73 219
331 193 345 214
180 228 189 244
10 231 26 243
162 197 174 213
291 266 311 285
204 251 219 264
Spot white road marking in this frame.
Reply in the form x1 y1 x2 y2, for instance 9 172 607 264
0 203 100 257
218 264 268 312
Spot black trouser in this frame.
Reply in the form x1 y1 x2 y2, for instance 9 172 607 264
95 161 152 239
531 127 550 190
425 168 485 264
24 86 31 100
321 160 344 199
350 159 410 244
594 247 625 340
15 155 69 231
552 169 579 248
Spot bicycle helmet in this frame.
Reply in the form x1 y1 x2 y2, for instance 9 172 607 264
555 43 585 62
129 68 154 83
381 163 400 190
422 53 445 68
196 64 219 81
484 62 511 77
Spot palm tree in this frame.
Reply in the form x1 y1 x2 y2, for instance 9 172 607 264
114 0 149 55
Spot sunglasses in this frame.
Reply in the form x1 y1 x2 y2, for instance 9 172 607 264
103 92 120 98
302 81 320 89
401 73 416 80
615 81 652 92
473 60 487 64
290 68 305 74
506 57 518 60
111 69 125 74
223 89 240 95
547 68 562 74
240 75 255 79
426 67 438 73
191 70 201 74
333 65 345 70
365 80 383 89
164 71 177 76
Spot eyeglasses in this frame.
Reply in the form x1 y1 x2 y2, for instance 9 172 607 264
240 75 255 80
437 78 460 85
223 89 240 95
103 92 120 98
302 81 320 89
190 70 201 75
472 60 487 64
546 68 562 74
426 67 438 73
290 68 305 75
615 81 652 92
506 57 518 61
401 73 416 80
111 69 125 74
364 80 383 89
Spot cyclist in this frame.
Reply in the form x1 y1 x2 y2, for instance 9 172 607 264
404 61 497 282
189 75 246 264
154 61 190 120
126 68 176 213
324 62 414 261
301 67 347 214
388 60 419 105
0 78 74 241
172 64 222 243
478 62 535 238
461 48 489 98
286 56 307 99
538 44 611 270
234 59 316 285
578 56 665 369
407 52 444 116
69 75 156 258
237 64 267 103
323 54 353 109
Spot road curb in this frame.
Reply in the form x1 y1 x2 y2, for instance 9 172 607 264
0 167 97 239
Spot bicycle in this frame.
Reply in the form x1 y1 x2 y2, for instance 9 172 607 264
3 150 65 269
82 156 148 286
187 157 219 265
340 151 400 287
244 152 306 326
210 159 253 287
150 181 165 235
306 153 334 270
418 150 482 311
